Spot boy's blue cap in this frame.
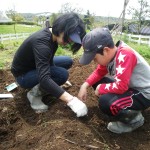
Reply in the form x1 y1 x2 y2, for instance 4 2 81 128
79 28 113 65
69 27 82 44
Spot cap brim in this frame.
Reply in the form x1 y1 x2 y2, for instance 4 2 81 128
69 33 81 44
79 51 97 65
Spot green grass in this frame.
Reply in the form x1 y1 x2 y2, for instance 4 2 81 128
0 24 41 34
0 39 84 69
130 43 150 64
0 24 41 69
0 40 22 69
113 34 150 64
0 25 149 69
1 38 149 70
0 49 15 69
56 45 83 59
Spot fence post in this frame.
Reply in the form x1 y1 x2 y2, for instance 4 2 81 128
148 37 150 47
9 34 11 42
138 35 141 45
0 34 3 43
16 33 18 40
23 33 25 39
128 34 131 42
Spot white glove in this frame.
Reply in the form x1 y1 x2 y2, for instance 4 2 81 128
67 97 88 117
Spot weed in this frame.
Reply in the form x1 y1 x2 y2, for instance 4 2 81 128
0 43 5 50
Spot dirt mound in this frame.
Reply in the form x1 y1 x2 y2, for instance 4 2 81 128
0 59 150 150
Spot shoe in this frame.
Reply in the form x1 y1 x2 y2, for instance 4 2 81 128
107 112 144 134
27 84 48 113
61 80 72 89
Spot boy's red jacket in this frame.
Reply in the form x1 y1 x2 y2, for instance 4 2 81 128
85 41 150 99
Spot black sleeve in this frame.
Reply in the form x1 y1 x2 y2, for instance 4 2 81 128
33 40 65 98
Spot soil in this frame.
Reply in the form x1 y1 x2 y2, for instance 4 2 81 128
0 58 150 150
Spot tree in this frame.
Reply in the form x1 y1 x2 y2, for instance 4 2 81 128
59 2 83 14
6 9 17 34
50 13 58 26
128 0 150 34
15 13 24 22
33 16 39 24
38 16 46 27
83 10 95 30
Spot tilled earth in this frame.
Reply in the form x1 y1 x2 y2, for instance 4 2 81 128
0 59 150 150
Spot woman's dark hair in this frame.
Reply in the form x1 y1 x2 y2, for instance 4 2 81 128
52 13 86 54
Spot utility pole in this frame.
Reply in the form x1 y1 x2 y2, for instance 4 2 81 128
111 0 130 35
121 0 130 34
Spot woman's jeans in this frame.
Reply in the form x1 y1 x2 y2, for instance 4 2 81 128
16 56 73 89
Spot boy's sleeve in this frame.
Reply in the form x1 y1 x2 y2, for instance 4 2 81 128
99 50 137 95
86 65 108 86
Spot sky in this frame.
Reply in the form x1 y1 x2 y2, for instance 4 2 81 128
0 0 140 18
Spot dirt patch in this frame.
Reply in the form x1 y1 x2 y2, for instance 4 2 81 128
0 59 150 150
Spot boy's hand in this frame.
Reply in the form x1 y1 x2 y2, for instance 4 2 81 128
95 84 101 97
67 97 88 117
78 82 89 101
78 86 87 102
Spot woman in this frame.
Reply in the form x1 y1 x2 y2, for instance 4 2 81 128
11 13 87 117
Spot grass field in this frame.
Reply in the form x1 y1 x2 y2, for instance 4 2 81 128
0 24 41 34
0 24 150 69
0 40 74 69
0 38 149 69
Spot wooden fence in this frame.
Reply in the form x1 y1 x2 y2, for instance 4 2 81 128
1 32 150 47
0 33 31 43
114 33 150 47
126 34 150 46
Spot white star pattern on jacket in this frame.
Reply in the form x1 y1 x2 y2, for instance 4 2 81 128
85 43 141 95
118 52 126 63
104 52 126 91
104 51 126 92
112 83 118 89
115 76 121 83
116 65 125 74
105 84 111 90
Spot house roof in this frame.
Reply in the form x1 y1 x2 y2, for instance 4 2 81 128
128 23 150 35
0 11 12 22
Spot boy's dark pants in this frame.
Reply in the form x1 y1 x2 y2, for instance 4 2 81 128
92 77 150 123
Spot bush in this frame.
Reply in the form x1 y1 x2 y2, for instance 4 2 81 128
0 43 5 50
122 33 129 43
0 21 39 26
17 21 39 26
0 22 15 25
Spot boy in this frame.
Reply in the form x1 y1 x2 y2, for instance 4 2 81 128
78 27 150 133
11 13 87 117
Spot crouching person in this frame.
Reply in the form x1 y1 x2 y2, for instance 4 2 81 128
78 27 150 133
11 13 87 117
